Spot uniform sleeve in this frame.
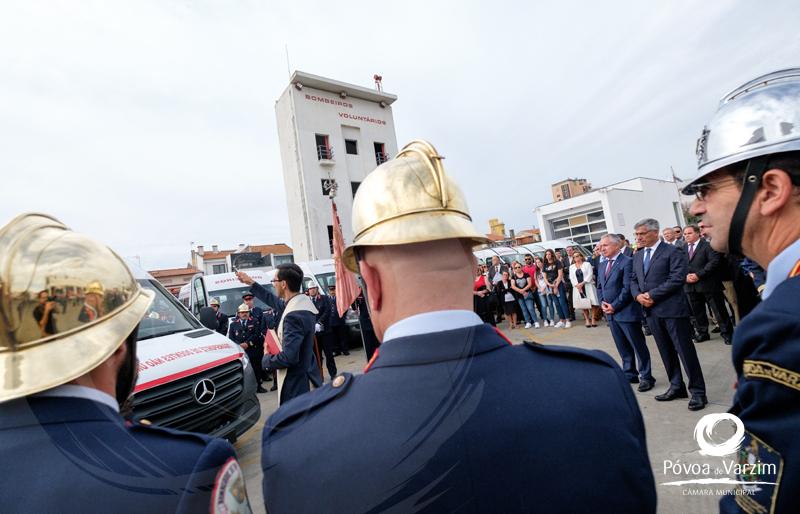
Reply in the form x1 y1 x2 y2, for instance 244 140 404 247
249 282 284 312
176 438 252 514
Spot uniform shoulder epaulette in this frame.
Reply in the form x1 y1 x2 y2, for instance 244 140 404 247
128 418 215 446
522 340 618 369
266 373 353 435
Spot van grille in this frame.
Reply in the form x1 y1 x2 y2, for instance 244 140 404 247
131 360 244 434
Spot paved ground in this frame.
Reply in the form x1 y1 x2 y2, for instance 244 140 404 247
235 320 736 514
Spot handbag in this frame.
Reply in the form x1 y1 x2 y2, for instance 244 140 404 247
574 295 592 310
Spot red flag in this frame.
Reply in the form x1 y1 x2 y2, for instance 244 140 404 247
331 200 361 317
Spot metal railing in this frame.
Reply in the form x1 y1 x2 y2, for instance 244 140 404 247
317 145 334 160
375 151 389 164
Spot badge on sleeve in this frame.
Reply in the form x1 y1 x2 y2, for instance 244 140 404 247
730 431 783 514
211 458 252 514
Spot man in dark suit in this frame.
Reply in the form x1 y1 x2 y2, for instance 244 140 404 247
258 140 656 513
0 213 251 513
596 234 655 390
631 218 707 410
682 224 733 344
237 264 322 405
618 234 634 257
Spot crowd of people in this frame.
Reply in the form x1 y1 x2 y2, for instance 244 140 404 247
474 219 765 412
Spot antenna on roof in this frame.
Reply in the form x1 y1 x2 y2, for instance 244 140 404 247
374 74 383 92
285 44 291 76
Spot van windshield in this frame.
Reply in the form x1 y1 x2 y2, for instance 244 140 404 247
210 285 274 317
314 272 336 293
137 279 200 340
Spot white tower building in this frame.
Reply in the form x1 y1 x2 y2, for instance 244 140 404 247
275 71 398 262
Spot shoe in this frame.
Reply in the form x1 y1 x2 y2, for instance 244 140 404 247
591 323 597 328
712 326 721 333
688 395 708 411
269 384 278 392
638 380 655 392
555 321 565 328
534 322 540 328
343 351 350 356
655 388 689 401
525 322 531 329
695 334 710 342
585 323 592 328
628 376 640 384
564 321 571 328
256 386 268 394
333 351 341 356
723 338 732 346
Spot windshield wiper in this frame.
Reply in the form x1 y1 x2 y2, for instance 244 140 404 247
137 328 193 341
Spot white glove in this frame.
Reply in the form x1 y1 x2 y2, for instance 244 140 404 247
315 323 322 333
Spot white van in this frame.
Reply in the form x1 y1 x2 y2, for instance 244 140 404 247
179 270 274 321
295 259 362 345
538 238 592 258
131 264 260 442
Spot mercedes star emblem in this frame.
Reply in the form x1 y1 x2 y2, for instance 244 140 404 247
193 378 216 405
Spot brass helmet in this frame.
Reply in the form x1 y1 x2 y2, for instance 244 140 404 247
0 214 154 402
343 140 489 272
237 303 250 313
209 297 220 307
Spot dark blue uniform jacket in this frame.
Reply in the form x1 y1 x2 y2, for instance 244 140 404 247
261 323 656 513
0 396 243 513
721 276 800 514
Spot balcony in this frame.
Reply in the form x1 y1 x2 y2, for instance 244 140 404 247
317 145 335 166
375 151 389 165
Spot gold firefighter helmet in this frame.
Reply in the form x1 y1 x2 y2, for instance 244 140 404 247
237 303 250 313
209 297 220 306
342 140 489 272
85 281 105 296
0 213 154 403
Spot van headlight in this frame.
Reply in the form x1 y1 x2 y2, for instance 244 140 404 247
239 351 250 370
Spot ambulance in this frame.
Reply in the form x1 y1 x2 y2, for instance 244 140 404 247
130 264 260 442
178 270 273 320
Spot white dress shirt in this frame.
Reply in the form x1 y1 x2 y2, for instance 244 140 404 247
383 310 484 342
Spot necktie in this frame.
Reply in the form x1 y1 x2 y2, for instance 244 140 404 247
643 248 652 274
688 243 695 259
605 259 613 277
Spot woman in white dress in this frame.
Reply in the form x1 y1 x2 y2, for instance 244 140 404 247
569 252 599 328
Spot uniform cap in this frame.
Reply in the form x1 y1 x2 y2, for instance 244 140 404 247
342 140 489 272
0 213 154 402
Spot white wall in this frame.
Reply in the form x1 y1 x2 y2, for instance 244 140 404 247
605 180 685 240
277 81 398 261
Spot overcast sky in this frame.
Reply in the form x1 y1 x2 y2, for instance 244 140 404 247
1 1 798 269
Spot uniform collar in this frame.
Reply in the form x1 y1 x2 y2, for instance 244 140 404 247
0 395 122 429
35 384 120 413
383 310 482 342
763 237 800 299
370 323 508 370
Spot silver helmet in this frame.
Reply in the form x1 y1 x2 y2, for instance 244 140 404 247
683 68 800 257
685 68 800 191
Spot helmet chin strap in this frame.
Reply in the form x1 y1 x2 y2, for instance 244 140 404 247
727 156 770 258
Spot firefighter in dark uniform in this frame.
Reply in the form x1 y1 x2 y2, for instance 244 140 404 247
308 284 337 380
228 303 267 394
209 297 228 336
684 68 800 514
259 141 656 513
0 213 252 513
